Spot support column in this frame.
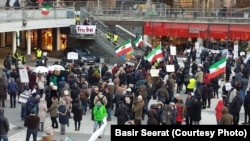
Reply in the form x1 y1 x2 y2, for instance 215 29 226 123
1 33 5 47
12 32 17 55
27 30 31 55
56 28 60 51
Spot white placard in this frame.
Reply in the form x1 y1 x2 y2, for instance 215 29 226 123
170 46 176 56
225 82 232 91
76 25 96 34
19 69 29 83
67 52 78 60
233 44 239 59
166 65 175 72
18 93 29 104
150 69 159 77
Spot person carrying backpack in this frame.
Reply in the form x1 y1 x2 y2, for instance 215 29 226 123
93 92 107 107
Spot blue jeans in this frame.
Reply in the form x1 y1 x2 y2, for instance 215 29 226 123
106 107 112 120
240 89 246 102
93 121 103 133
21 105 27 120
0 135 8 141
81 100 88 113
26 129 37 141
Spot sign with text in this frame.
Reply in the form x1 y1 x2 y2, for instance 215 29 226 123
18 93 29 104
67 52 78 60
76 25 96 34
150 69 159 77
166 65 175 72
19 69 29 83
170 46 176 56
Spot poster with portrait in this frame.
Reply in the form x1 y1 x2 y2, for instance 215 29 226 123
19 69 29 83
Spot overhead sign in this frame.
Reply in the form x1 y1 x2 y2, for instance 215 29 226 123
67 52 78 60
76 25 96 34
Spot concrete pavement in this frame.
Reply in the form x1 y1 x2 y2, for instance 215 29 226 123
0 49 246 141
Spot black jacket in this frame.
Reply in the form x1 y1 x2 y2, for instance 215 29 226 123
0 109 9 135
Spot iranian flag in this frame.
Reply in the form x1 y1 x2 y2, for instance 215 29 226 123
133 35 143 47
207 57 226 80
115 39 133 57
145 45 164 64
41 4 52 15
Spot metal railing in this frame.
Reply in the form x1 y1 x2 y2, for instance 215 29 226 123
0 6 75 23
2 0 250 23
87 7 250 23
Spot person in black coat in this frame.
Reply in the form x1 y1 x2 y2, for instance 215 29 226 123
114 100 130 125
72 98 83 131
191 98 202 125
231 91 243 125
243 89 250 124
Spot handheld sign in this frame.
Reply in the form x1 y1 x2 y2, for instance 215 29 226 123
19 69 29 83
67 52 78 60
166 65 175 72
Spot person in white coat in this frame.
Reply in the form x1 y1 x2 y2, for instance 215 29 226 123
38 98 47 132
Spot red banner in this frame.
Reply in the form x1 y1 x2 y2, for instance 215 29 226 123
209 24 229 40
230 25 250 40
143 22 250 40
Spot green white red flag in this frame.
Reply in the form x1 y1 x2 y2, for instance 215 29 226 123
133 35 143 47
115 39 133 57
41 4 52 15
207 57 226 80
145 44 164 64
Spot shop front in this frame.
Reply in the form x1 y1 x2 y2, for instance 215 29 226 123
144 22 250 54
1 28 68 52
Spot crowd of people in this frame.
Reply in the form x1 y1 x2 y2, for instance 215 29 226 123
0 44 250 140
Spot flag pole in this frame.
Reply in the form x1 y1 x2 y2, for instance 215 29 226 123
135 59 141 71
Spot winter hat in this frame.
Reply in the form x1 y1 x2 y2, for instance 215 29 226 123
64 90 69 96
52 86 57 90
126 88 132 92
137 95 143 100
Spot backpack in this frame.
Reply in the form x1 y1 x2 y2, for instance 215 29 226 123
92 69 100 78
97 95 105 105
3 59 8 68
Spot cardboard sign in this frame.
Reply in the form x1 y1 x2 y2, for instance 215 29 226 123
18 94 29 104
19 69 29 83
166 65 175 72
225 82 232 91
170 46 176 56
67 52 78 60
76 25 96 34
150 69 159 77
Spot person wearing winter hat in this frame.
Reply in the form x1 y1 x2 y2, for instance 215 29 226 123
24 107 40 141
133 95 145 125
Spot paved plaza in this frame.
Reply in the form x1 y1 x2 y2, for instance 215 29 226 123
0 49 246 141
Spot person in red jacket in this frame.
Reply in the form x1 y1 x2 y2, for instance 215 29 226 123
215 100 224 125
175 98 186 125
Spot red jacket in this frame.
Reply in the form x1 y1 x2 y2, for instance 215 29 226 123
215 100 224 120
176 103 184 123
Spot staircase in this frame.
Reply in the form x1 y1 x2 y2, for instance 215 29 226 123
80 8 125 64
